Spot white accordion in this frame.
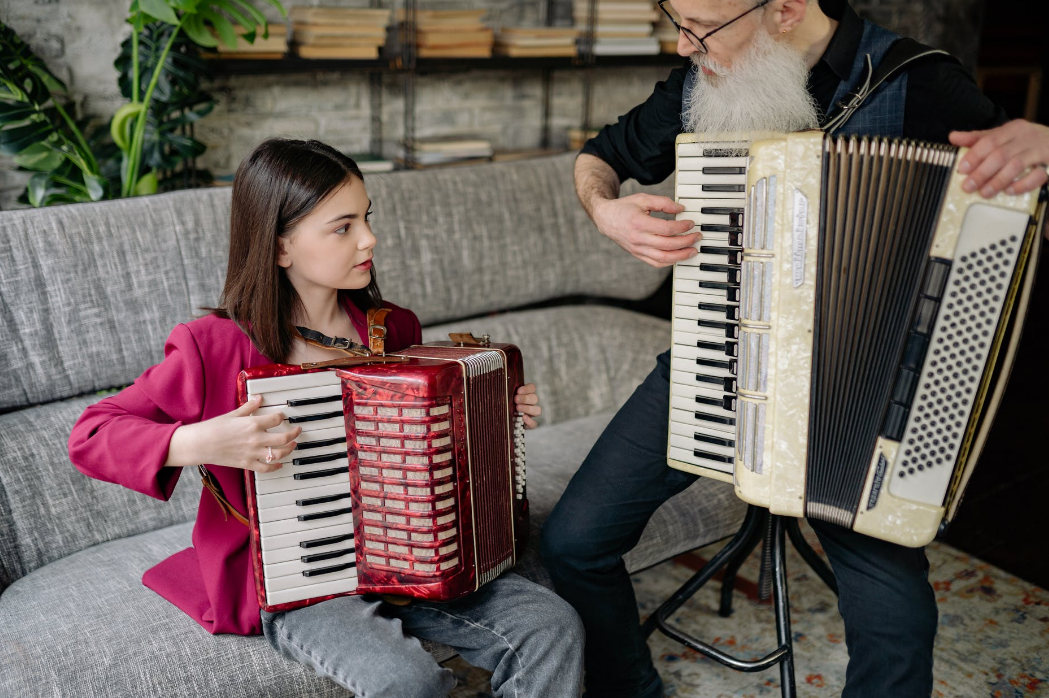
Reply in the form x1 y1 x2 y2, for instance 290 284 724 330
667 130 1045 547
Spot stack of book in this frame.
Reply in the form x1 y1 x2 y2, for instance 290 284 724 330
567 128 600 150
291 7 391 59
573 0 660 56
209 24 289 59
654 11 679 53
493 27 579 57
395 137 494 167
397 9 494 58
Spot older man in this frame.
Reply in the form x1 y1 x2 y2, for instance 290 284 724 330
541 1 1049 697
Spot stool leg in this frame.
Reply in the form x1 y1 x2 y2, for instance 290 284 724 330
772 516 797 698
718 515 765 617
785 517 838 596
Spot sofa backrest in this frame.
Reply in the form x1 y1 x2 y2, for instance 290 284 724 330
0 153 669 412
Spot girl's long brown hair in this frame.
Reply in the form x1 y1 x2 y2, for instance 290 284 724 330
210 138 382 362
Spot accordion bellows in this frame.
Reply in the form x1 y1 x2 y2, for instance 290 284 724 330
239 342 527 612
667 131 1045 547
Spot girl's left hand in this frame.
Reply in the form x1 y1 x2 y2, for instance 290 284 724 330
515 383 542 429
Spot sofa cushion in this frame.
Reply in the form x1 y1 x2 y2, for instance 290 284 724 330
0 412 746 697
0 154 670 411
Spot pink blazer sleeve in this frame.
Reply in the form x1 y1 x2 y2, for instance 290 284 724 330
68 324 207 501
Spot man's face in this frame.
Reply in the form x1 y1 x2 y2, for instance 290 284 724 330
669 0 770 73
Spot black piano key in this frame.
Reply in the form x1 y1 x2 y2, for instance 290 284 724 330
302 561 356 577
694 432 735 448
294 466 349 481
287 394 341 407
296 491 352 507
301 548 354 564
695 411 736 426
298 506 353 522
891 368 920 405
695 357 737 373
301 533 354 549
694 394 736 411
702 184 746 193
293 451 347 466
699 206 744 216
698 246 742 264
699 225 744 236
693 449 735 464
900 334 929 371
922 259 952 298
696 302 741 320
699 264 741 283
695 374 737 392
696 339 738 357
702 166 746 175
913 297 939 336
296 436 347 451
289 410 343 424
696 319 739 339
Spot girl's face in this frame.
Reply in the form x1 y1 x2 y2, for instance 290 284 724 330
277 176 376 293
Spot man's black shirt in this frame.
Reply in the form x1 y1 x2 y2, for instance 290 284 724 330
581 0 1007 186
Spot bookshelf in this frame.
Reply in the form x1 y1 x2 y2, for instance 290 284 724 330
203 0 685 168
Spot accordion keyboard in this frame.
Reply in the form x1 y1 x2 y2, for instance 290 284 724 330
668 139 748 478
246 371 358 607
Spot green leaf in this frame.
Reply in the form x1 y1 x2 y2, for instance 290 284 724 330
200 8 238 50
27 172 51 207
84 172 106 200
181 14 219 47
13 142 64 171
0 119 53 155
110 102 146 152
139 0 180 25
134 170 158 195
227 0 267 28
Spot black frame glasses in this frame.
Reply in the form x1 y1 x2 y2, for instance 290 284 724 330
658 0 772 54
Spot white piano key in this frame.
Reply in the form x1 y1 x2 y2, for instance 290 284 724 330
676 263 741 284
256 401 342 420
674 289 740 309
265 574 358 606
674 303 740 324
676 156 748 170
274 440 347 465
261 521 355 552
262 536 355 565
267 414 346 434
673 328 738 348
669 423 736 455
676 184 747 199
256 481 350 510
669 431 734 458
296 426 348 446
255 457 350 482
247 370 342 396
265 563 357 594
671 370 735 394
670 383 736 411
676 211 734 228
264 548 356 578
676 171 748 186
676 251 742 268
254 469 350 496
256 490 353 524
253 384 342 408
260 510 354 538
673 341 738 363
671 357 735 380
668 445 733 473
673 277 740 301
670 407 735 434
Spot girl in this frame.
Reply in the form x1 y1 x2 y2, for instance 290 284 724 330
68 138 583 698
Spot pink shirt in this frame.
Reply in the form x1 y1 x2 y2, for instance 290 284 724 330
68 299 421 635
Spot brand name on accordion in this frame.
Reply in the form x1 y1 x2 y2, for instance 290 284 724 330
791 187 808 288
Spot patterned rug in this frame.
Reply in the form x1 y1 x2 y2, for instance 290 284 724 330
447 522 1049 697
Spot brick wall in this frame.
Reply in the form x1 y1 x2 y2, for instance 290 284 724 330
0 0 983 208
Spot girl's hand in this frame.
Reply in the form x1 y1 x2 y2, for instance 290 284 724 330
166 395 302 473
514 383 542 429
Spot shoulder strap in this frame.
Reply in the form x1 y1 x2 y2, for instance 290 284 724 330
823 38 952 135
367 307 392 355
199 465 249 526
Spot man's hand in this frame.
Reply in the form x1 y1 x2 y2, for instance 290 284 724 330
592 193 699 268
950 119 1049 198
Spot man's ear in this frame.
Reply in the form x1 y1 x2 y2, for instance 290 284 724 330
768 0 808 34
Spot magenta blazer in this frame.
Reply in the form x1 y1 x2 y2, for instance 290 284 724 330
68 298 421 635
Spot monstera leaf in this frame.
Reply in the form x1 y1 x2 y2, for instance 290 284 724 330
0 23 106 205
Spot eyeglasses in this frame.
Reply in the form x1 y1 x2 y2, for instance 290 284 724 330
657 0 772 55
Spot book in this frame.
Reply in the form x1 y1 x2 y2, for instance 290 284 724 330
413 138 493 153
294 37 386 49
497 27 580 39
416 28 494 48
290 7 391 24
493 43 577 57
394 9 488 24
416 45 493 58
294 25 388 40
296 44 380 59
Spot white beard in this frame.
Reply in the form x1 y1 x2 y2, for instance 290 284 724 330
682 30 820 135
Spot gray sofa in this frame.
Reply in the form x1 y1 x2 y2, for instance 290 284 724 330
0 153 746 697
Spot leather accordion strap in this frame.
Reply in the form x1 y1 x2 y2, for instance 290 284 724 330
367 307 392 355
198 465 249 527
295 325 370 357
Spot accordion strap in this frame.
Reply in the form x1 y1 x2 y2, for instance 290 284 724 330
823 38 951 135
367 307 392 355
198 465 249 527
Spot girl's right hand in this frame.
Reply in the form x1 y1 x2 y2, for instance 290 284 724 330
165 395 303 473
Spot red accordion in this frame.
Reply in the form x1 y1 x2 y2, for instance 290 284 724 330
237 341 527 613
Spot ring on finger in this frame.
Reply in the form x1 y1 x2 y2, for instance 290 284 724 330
265 446 274 464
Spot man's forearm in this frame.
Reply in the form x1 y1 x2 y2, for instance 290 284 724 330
575 153 621 221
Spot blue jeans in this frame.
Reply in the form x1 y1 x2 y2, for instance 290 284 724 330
541 350 938 698
261 572 584 698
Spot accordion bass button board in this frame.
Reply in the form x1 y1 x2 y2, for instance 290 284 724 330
238 342 527 611
668 130 1045 547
